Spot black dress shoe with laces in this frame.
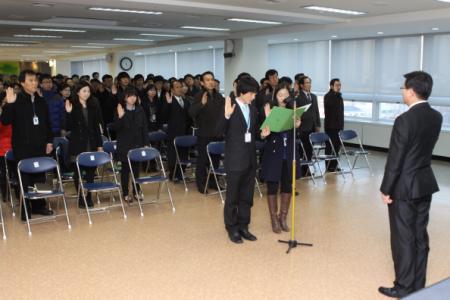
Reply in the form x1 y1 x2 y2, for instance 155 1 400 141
33 208 54 216
228 231 243 244
378 286 408 298
239 229 257 241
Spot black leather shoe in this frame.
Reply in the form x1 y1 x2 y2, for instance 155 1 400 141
228 231 243 244
34 209 54 216
239 229 257 241
378 286 408 298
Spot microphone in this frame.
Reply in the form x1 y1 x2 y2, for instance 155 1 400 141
283 96 294 108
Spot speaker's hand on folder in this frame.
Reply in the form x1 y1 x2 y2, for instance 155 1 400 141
264 103 271 117
295 118 301 128
224 96 235 119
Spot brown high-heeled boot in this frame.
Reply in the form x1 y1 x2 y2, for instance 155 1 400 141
268 195 281 234
279 193 291 232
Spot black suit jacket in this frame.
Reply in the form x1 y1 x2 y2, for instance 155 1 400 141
189 89 224 138
324 90 344 130
1 91 53 161
162 96 192 138
295 91 321 132
216 99 257 172
380 102 442 201
65 99 103 157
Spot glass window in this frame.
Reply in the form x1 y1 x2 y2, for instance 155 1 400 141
344 101 373 119
432 105 450 129
177 49 214 78
378 102 408 121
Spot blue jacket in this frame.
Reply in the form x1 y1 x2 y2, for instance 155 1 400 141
43 88 65 134
260 130 301 182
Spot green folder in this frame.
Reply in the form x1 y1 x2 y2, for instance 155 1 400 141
260 104 311 132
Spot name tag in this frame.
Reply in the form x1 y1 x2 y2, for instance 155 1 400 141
245 132 252 143
141 151 147 157
33 162 40 168
33 116 39 126
90 155 95 161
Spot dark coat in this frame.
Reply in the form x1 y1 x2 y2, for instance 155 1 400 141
97 89 117 128
295 91 321 132
324 90 344 130
216 98 257 172
161 96 192 138
380 102 442 201
260 130 301 182
43 88 65 134
189 89 224 138
65 99 103 157
1 91 53 161
141 95 164 132
112 105 150 161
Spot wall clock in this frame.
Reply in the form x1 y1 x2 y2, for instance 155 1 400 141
119 57 133 71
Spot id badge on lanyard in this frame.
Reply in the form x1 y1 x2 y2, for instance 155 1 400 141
33 115 39 126
245 130 251 143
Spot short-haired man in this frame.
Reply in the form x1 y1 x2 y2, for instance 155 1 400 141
324 78 344 172
1 70 54 220
189 71 224 193
379 71 442 298
217 76 261 244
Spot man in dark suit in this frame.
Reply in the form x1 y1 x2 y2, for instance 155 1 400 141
295 76 321 174
324 78 344 171
1 69 54 220
189 71 224 193
162 80 192 181
379 71 442 298
216 76 260 244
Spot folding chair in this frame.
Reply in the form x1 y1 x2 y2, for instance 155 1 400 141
76 152 127 225
53 137 77 198
5 150 18 216
296 139 317 185
128 147 175 216
17 157 71 236
254 140 265 198
204 142 226 203
339 130 374 177
0 195 6 239
309 132 345 184
106 123 115 141
173 135 197 192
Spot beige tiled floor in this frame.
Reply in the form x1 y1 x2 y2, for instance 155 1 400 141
0 151 449 300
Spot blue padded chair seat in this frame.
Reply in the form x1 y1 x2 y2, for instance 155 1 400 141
212 167 226 176
24 191 65 199
135 176 167 184
84 182 120 192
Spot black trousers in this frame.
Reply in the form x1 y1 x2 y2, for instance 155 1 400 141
224 166 256 232
20 172 46 216
388 196 432 294
72 165 96 204
325 129 341 170
195 136 221 192
167 137 188 180
299 130 314 174
120 160 141 197
266 161 291 195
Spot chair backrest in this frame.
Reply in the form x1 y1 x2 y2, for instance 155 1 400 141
339 130 358 141
148 131 167 143
77 151 111 168
5 150 14 162
309 132 330 145
128 147 160 162
174 135 197 148
53 136 70 164
18 157 57 174
207 142 225 156
103 141 117 154
101 135 109 143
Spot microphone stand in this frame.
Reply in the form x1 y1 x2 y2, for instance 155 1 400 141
278 99 313 254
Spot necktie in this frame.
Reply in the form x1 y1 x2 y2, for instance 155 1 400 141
307 93 312 103
177 97 184 108
243 104 250 129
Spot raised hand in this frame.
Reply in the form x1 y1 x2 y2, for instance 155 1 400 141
5 87 17 104
201 92 208 105
224 96 235 118
111 85 117 95
117 103 125 119
165 92 173 104
261 126 271 138
65 99 73 113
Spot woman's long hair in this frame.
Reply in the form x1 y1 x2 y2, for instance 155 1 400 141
70 81 92 107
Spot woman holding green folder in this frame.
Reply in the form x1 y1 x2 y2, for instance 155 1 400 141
260 86 301 234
